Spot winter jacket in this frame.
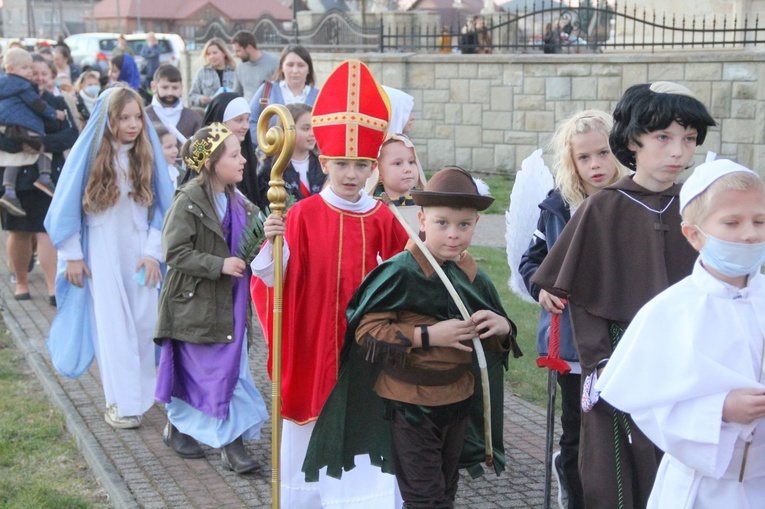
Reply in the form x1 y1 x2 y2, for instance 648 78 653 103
0 92 78 191
155 180 257 344
519 189 578 362
0 74 59 134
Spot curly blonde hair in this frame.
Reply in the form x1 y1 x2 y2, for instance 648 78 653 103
547 109 630 208
83 86 155 214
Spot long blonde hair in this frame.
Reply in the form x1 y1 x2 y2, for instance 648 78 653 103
548 109 630 208
83 86 154 214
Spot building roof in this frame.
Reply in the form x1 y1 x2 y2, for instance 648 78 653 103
93 0 292 21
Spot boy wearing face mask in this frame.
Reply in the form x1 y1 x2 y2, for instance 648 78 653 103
596 159 765 508
146 64 203 143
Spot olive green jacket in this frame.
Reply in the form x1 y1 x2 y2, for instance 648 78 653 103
154 180 255 345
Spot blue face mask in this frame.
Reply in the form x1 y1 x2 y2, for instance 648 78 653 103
84 85 101 97
697 227 765 277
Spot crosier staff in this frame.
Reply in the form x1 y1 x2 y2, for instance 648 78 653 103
256 105 296 509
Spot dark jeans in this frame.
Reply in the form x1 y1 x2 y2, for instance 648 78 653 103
388 399 470 509
558 372 584 509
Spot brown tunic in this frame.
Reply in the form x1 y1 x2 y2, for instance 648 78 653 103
356 243 509 407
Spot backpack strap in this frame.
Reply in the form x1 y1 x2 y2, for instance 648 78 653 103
259 81 273 107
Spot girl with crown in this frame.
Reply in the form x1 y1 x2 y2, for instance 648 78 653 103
154 123 268 474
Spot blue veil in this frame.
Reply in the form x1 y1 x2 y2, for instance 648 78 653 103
118 53 142 90
44 86 175 378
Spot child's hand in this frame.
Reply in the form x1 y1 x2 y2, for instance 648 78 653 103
722 388 765 424
65 260 91 288
222 257 246 278
539 289 565 314
427 319 476 352
136 257 162 287
56 110 66 121
264 213 286 243
471 310 511 339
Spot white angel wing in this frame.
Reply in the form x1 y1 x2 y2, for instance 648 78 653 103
505 149 554 303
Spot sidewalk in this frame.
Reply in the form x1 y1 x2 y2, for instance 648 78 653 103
0 224 558 509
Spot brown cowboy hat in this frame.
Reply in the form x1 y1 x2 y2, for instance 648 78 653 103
411 166 494 211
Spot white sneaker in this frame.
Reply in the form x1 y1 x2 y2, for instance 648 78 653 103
552 450 569 509
104 404 141 429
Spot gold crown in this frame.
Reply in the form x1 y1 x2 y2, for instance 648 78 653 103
184 123 234 172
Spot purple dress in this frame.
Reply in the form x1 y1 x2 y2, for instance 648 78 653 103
155 192 268 447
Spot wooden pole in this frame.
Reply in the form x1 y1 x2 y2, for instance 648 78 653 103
256 105 296 509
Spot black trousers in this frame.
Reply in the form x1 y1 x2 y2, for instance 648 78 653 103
558 372 584 509
387 399 470 509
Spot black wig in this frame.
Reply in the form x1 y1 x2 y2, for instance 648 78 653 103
609 83 717 170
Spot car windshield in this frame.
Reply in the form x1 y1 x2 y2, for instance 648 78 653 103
99 39 119 51
127 40 171 54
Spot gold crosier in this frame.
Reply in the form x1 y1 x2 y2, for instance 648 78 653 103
256 105 296 509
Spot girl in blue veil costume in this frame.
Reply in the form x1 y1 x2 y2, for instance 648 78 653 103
44 84 174 428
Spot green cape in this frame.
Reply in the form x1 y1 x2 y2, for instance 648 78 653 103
302 249 521 482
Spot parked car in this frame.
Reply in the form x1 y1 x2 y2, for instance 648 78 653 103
1 38 57 53
126 33 185 77
64 32 120 73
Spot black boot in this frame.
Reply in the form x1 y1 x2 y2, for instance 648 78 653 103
163 422 205 459
221 436 260 474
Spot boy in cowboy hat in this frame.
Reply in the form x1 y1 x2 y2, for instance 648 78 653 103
303 166 522 508
250 59 408 508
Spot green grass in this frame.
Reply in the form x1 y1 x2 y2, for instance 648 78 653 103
470 245 549 406
479 174 515 215
0 323 108 509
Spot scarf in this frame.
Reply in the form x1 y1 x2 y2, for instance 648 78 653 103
78 90 97 114
150 94 184 130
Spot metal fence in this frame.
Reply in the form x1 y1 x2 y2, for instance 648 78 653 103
380 1 765 53
191 2 765 54
192 10 379 53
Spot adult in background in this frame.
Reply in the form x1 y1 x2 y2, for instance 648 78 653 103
52 44 81 86
231 31 278 104
1 54 78 303
112 34 134 57
189 38 238 109
33 55 79 133
109 53 142 91
248 44 319 147
140 32 162 90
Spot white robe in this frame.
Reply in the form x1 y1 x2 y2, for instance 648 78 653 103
596 260 765 509
253 187 401 508
59 144 162 417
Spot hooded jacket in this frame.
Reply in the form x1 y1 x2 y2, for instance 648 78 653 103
0 74 59 133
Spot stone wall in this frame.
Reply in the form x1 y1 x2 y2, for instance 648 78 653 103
184 49 765 174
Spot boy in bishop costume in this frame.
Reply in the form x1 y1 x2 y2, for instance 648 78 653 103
250 60 408 507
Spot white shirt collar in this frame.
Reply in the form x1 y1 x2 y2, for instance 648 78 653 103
279 80 310 104
320 185 377 213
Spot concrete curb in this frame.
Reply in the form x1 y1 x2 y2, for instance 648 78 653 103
1 301 139 509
